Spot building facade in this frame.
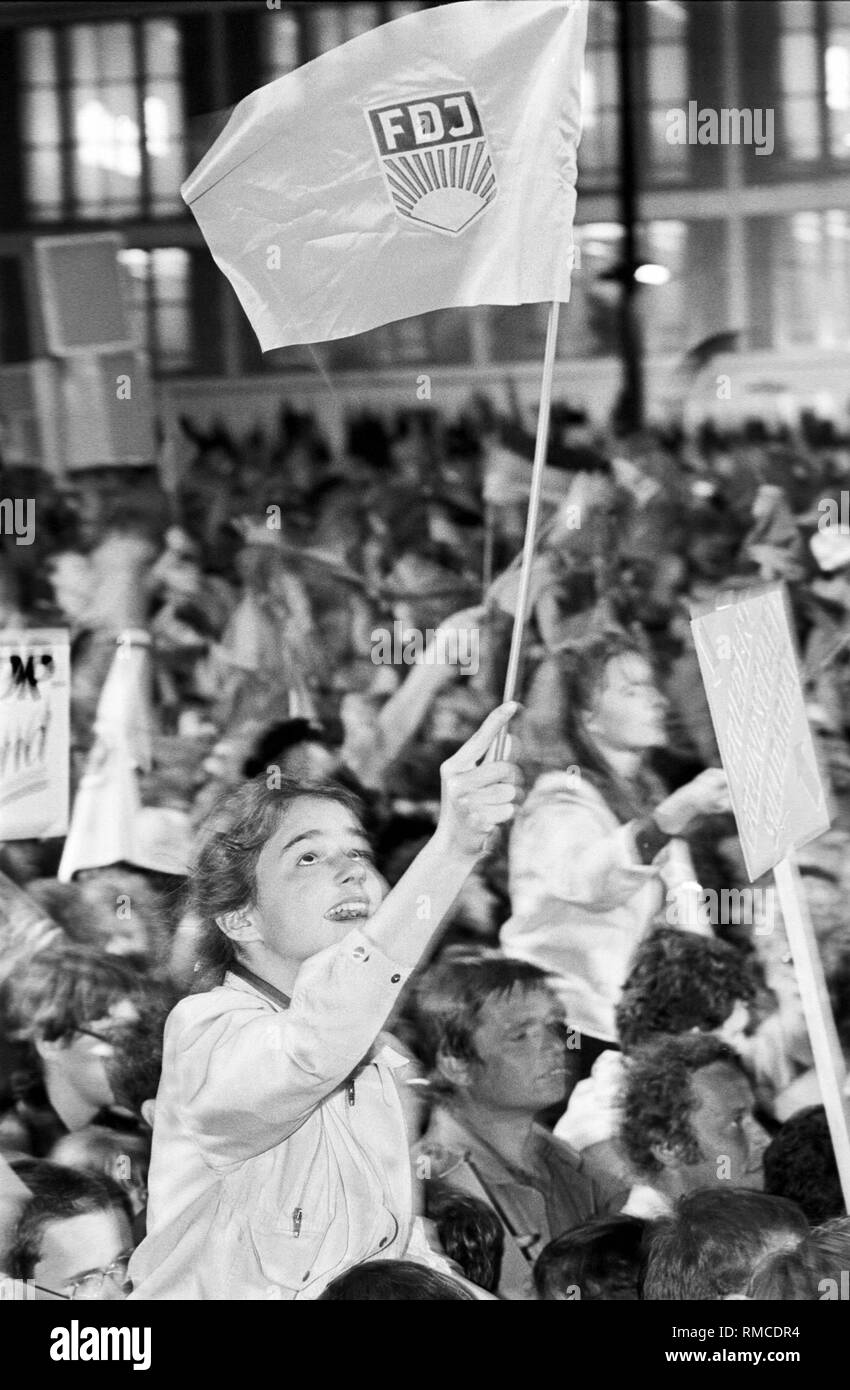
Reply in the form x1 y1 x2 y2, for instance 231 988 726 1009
0 0 848 433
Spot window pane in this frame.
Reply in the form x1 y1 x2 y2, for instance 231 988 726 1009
579 109 619 184
648 44 688 103
780 32 819 95
640 220 727 357
24 147 63 214
20 27 57 84
97 23 135 80
343 5 379 40
781 0 816 29
828 31 850 154
782 95 821 158
21 85 61 144
587 0 617 44
72 84 142 184
70 23 135 81
588 46 618 108
156 304 190 359
148 148 186 210
826 38 850 155
776 213 822 345
68 26 99 82
144 81 184 153
310 7 345 56
647 4 684 41
829 106 850 155
151 248 190 293
118 248 150 291
648 107 690 177
265 12 300 78
143 18 181 77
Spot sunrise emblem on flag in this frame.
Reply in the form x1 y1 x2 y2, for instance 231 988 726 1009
366 90 497 235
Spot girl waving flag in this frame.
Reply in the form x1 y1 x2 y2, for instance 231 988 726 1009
129 703 521 1299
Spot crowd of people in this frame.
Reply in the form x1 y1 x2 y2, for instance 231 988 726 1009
1 391 850 1300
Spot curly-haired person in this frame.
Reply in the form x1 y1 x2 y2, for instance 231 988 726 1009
617 1033 769 1218
554 927 757 1189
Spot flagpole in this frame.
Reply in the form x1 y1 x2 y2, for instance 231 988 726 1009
773 854 850 1211
491 300 560 759
482 500 495 598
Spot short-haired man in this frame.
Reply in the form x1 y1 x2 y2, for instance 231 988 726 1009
6 944 171 1133
643 1188 808 1299
413 952 614 1300
618 1033 770 1218
7 1161 134 1301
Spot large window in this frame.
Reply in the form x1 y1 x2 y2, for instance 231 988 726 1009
262 1 425 83
779 0 822 161
772 210 850 348
827 0 850 157
19 19 186 221
773 0 850 163
643 1 690 183
580 0 619 189
118 247 192 373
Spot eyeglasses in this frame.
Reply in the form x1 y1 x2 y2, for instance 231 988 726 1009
36 1253 133 1301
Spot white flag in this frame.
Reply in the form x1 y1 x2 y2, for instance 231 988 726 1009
183 0 588 349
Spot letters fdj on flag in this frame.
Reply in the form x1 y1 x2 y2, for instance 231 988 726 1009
0 630 69 840
690 583 830 881
182 0 588 349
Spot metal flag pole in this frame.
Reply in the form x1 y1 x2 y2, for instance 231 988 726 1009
490 299 561 760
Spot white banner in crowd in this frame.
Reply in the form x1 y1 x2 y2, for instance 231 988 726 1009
0 629 70 840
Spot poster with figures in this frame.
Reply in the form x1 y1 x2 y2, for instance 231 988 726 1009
0 629 70 840
690 582 830 882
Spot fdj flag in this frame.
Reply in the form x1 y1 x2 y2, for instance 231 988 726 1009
182 0 588 350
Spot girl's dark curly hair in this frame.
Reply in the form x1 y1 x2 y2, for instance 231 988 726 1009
189 776 364 990
615 927 757 1051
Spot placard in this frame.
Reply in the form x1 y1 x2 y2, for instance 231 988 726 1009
690 583 829 881
0 629 69 839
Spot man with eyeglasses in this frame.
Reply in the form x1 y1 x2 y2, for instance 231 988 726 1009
5 1161 133 1302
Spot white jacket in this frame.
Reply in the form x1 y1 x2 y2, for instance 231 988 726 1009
128 930 441 1300
501 771 707 1042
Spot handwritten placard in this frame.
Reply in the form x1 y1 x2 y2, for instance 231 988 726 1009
690 584 829 881
0 629 69 840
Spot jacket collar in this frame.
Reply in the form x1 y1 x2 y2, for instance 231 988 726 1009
426 1105 584 1186
224 962 291 1010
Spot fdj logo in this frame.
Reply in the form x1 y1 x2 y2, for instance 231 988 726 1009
0 653 54 700
366 90 497 235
